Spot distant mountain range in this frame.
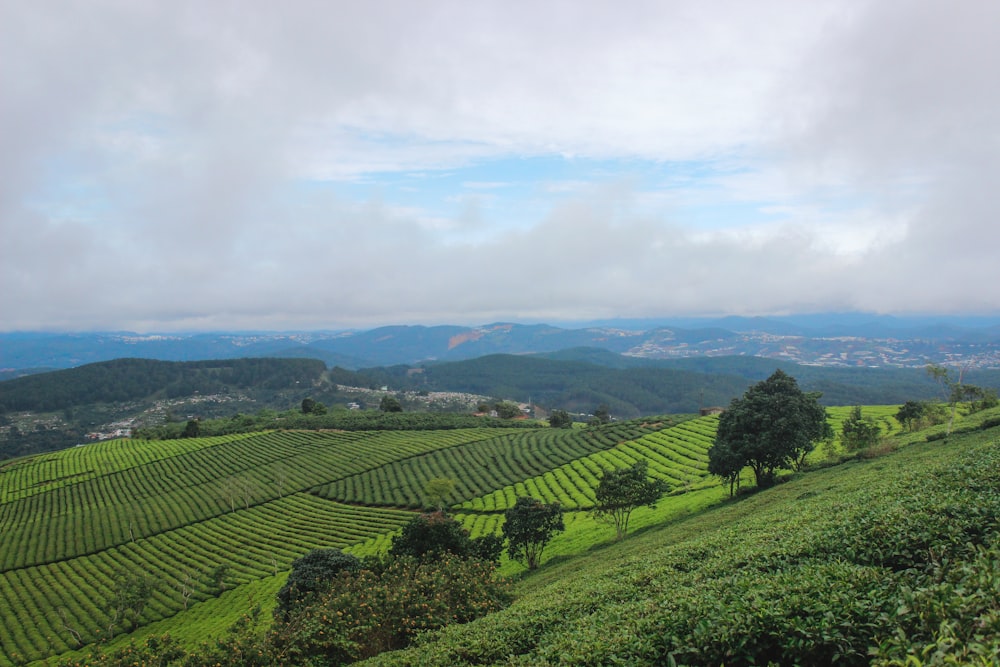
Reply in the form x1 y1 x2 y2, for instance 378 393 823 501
3 314 1000 373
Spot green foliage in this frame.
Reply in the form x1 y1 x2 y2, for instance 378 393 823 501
494 401 522 419
927 363 998 435
361 421 1000 667
379 395 403 413
0 357 326 414
389 511 500 563
423 477 456 510
592 404 611 424
461 416 711 513
105 570 155 635
711 369 830 488
135 410 537 440
210 564 231 597
896 400 927 431
502 497 565 570
182 419 201 438
592 460 667 539
275 549 360 619
840 406 881 452
547 409 572 429
318 421 661 509
269 555 512 665
391 511 468 559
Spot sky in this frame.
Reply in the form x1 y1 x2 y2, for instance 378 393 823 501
2 0 999 332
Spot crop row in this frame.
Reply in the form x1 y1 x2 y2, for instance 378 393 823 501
460 416 718 511
0 434 260 504
313 422 658 508
0 494 413 666
0 429 510 571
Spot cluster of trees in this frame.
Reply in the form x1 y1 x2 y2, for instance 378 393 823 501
709 365 1000 495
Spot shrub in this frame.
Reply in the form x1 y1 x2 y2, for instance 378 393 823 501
271 555 511 664
276 549 360 619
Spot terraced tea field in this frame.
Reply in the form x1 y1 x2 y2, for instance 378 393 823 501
0 420 669 665
0 409 901 665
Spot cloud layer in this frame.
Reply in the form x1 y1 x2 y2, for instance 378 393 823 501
3 0 998 331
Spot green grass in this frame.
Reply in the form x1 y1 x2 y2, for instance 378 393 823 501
362 413 1000 666
4 405 994 666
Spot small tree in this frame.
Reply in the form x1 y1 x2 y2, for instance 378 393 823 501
276 548 360 619
592 460 667 540
926 363 995 435
495 401 522 419
593 404 612 424
379 395 403 413
210 563 231 597
707 437 743 497
390 511 468 560
548 409 573 429
424 477 456 511
840 406 881 452
389 511 501 563
106 569 155 634
300 397 316 414
896 400 926 432
182 419 200 438
502 496 565 570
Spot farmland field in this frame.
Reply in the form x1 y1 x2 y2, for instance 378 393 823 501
0 408 920 665
0 419 673 665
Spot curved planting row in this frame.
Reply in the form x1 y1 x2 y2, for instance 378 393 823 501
0 495 413 666
461 416 719 512
0 434 258 504
313 422 658 509
0 429 509 571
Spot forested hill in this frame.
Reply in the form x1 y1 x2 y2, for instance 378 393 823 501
0 357 326 414
358 351 1000 416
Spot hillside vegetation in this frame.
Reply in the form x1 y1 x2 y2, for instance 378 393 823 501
0 400 996 665
365 414 1000 666
0 418 673 665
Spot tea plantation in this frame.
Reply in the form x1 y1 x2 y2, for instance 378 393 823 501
1 405 997 665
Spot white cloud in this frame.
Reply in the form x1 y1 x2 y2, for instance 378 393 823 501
2 0 999 331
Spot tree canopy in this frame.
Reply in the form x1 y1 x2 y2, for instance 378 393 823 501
592 460 667 539
840 406 881 452
275 549 360 619
379 395 403 412
389 511 502 563
502 496 565 569
710 369 830 489
548 409 573 429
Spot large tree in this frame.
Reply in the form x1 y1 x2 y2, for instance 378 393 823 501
502 496 565 569
592 460 667 539
710 369 830 489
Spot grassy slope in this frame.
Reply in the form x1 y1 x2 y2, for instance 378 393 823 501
7 420 659 666
16 405 990 666
363 411 1000 666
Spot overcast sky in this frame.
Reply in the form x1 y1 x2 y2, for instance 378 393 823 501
3 1 998 332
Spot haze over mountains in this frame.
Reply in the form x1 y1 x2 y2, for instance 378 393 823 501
3 314 1000 373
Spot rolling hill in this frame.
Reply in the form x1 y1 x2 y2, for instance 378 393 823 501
0 402 997 665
